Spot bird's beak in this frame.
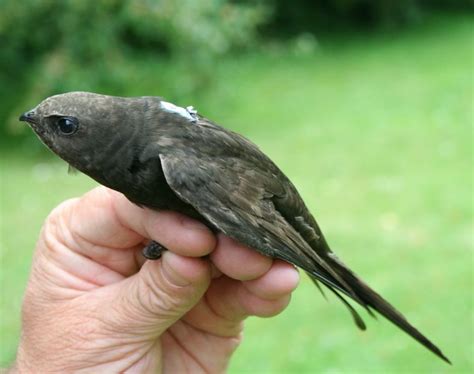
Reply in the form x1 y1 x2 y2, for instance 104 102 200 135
19 110 37 124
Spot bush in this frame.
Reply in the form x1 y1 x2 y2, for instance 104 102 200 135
262 0 473 35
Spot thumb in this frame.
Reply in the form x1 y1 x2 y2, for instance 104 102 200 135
100 251 211 339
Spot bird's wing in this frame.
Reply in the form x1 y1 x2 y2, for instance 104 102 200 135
158 149 451 363
158 151 359 300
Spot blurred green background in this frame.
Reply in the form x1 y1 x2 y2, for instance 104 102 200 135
1 1 473 372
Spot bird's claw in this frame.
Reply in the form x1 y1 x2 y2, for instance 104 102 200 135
142 240 166 260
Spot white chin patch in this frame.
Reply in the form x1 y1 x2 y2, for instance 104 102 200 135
160 101 197 122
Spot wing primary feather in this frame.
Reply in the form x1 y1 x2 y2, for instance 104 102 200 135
67 164 78 175
307 273 328 300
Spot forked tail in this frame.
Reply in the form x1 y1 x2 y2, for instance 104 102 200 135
312 253 451 364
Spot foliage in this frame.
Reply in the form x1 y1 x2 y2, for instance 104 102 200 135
264 0 473 35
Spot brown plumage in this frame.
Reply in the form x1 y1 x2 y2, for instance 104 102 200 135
20 92 450 364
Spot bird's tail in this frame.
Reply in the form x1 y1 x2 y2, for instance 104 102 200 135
312 253 451 364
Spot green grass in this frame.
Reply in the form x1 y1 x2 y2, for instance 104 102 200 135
1 15 472 372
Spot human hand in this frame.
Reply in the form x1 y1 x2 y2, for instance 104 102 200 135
14 186 299 373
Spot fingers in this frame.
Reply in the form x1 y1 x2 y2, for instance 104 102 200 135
243 260 300 300
95 251 211 337
104 187 217 257
210 234 273 281
33 186 217 289
60 186 215 256
210 261 299 318
46 185 215 259
184 260 299 337
184 233 300 337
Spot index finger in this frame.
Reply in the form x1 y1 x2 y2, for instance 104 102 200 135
71 187 216 257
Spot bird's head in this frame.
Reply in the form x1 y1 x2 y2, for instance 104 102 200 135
19 91 145 174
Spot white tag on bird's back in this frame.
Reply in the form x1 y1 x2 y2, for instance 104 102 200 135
160 101 198 122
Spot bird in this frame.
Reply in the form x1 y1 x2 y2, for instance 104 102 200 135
20 91 450 364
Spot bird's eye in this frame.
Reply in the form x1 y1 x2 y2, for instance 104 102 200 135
57 117 79 135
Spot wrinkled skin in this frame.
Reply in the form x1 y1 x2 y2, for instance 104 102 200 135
13 187 299 373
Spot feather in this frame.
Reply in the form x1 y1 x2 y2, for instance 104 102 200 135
67 164 78 175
